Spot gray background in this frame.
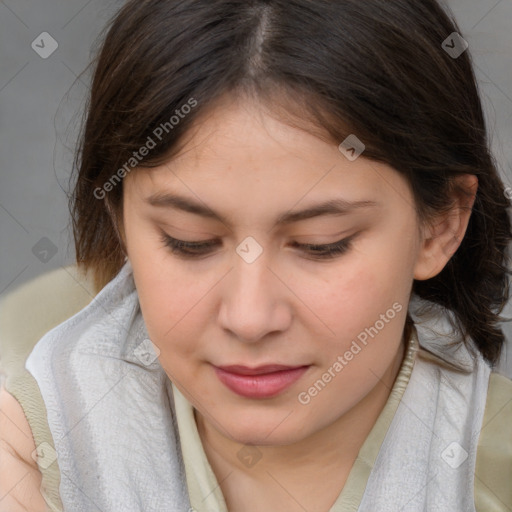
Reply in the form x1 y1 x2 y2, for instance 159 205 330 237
0 0 511 367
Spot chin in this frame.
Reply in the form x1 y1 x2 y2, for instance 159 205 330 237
219 413 306 446
230 429 300 447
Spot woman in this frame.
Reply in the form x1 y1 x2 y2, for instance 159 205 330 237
1 1 511 510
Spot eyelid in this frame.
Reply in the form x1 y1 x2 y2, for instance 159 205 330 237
159 232 354 246
290 232 358 251
159 230 359 261
163 235 218 247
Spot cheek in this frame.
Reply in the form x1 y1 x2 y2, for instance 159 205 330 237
308 256 406 343
298 260 408 415
125 231 208 362
299 231 415 384
134 274 211 386
124 214 189 333
134 269 206 355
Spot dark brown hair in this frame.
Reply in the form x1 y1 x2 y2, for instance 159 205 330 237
71 0 512 364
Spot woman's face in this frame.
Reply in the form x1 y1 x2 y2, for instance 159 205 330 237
122 96 425 445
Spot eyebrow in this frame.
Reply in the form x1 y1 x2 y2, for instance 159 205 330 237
146 192 380 227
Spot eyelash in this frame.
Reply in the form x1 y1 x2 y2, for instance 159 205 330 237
160 233 356 260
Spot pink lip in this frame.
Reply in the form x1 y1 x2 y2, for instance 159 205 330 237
213 364 310 399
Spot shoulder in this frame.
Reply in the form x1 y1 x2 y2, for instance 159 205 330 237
0 383 47 512
0 265 96 512
475 371 512 512
0 265 96 369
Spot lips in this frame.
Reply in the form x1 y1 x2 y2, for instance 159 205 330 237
213 364 310 399
217 364 304 375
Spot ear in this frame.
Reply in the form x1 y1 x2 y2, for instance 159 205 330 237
414 174 478 281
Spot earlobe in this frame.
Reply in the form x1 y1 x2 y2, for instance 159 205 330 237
414 174 478 281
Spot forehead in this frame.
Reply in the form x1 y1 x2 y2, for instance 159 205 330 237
124 98 414 224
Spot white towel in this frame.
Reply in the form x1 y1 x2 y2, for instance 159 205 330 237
26 261 191 512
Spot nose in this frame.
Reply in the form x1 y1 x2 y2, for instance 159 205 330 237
217 251 292 343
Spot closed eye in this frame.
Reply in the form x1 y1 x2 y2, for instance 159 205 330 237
160 233 357 260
